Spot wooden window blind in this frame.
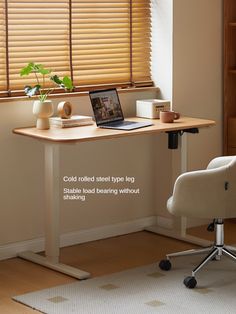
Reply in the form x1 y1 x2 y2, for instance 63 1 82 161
0 1 6 94
0 0 152 98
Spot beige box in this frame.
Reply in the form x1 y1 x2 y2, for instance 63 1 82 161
136 99 171 119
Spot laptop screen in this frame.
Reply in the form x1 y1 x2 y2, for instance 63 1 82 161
89 88 124 125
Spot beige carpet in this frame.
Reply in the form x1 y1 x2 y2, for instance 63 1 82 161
13 255 236 314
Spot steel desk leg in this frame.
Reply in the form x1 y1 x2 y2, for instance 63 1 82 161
146 133 212 247
18 142 90 280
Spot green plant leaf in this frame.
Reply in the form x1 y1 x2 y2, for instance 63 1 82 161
24 85 41 97
20 63 34 76
50 75 62 85
50 75 73 91
62 76 74 91
32 63 51 75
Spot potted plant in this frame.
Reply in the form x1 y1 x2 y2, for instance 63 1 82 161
20 62 74 130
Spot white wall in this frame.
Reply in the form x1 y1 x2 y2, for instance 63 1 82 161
152 0 222 171
172 0 223 227
0 0 223 254
152 0 173 99
152 0 223 220
151 0 174 217
173 0 223 170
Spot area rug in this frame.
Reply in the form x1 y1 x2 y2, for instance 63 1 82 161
13 255 236 314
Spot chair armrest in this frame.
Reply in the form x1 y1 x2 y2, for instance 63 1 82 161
207 156 236 170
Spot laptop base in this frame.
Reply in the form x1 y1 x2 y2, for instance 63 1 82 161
99 121 153 130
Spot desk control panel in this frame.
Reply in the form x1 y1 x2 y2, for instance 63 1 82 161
167 128 199 149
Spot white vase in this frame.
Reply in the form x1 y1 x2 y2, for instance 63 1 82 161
33 100 54 130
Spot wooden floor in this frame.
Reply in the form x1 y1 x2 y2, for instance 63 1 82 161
1 223 236 313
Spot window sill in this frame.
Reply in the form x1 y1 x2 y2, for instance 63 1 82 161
0 86 160 103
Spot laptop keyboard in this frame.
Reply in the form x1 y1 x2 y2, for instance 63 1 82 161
106 120 136 127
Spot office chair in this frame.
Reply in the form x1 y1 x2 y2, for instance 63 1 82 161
159 156 236 288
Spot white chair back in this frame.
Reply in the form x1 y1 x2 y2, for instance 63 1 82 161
167 156 236 219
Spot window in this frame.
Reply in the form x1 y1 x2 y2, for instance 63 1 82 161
0 0 152 98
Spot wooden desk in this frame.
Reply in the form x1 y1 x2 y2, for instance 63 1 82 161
13 117 215 279
14 116 214 143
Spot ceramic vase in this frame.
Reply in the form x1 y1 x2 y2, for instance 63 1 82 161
33 100 53 130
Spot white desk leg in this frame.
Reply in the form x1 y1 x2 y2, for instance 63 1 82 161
18 142 90 280
45 143 60 263
180 132 187 238
146 132 212 247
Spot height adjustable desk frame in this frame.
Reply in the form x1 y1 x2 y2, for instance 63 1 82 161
13 117 215 279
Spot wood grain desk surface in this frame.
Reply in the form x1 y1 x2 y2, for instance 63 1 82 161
13 117 215 143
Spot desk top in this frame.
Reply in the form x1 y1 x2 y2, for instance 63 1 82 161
13 117 215 143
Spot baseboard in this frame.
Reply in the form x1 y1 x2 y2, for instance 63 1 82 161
0 216 156 261
156 216 173 229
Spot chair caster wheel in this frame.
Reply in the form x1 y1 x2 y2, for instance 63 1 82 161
183 276 197 289
159 259 171 271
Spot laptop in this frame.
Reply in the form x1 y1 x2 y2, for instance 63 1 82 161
89 88 153 130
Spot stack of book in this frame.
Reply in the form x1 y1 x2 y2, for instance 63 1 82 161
49 115 94 128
